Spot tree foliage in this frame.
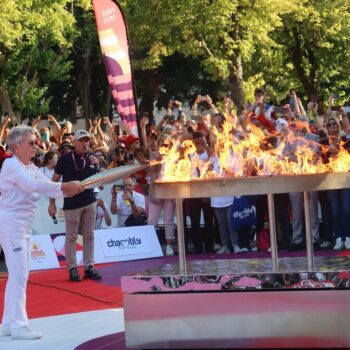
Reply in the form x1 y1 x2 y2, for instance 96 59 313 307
0 0 78 119
1 0 350 120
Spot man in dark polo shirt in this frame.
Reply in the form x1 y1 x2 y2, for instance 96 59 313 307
48 130 102 282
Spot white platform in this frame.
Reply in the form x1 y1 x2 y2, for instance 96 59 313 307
0 308 125 350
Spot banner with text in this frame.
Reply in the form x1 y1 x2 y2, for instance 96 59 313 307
95 226 163 263
29 235 60 271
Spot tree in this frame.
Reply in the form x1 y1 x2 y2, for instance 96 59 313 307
119 0 294 114
0 0 77 121
267 0 350 101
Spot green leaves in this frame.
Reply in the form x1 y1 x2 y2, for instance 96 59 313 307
2 0 350 118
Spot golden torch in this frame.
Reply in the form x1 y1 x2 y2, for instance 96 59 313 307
80 162 157 189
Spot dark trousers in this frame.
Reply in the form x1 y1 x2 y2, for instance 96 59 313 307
319 190 332 242
187 198 214 253
327 189 350 239
274 193 292 247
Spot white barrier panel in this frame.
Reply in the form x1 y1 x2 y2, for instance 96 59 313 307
94 226 163 263
32 183 120 235
29 235 60 271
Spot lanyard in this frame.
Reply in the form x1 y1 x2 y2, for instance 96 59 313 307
72 152 87 172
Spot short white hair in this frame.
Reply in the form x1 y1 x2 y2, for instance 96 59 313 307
7 125 35 148
123 176 136 185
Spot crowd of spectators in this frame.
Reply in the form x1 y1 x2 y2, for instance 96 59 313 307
1 88 350 256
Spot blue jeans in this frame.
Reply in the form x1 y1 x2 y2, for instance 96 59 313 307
327 189 350 239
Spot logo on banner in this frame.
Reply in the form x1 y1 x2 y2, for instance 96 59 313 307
99 230 151 258
31 241 46 259
107 236 141 249
51 233 84 267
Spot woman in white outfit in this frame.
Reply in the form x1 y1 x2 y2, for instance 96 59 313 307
0 126 83 340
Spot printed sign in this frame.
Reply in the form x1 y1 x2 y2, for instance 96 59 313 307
95 225 163 263
51 233 84 267
29 235 60 271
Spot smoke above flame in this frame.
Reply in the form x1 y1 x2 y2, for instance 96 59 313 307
157 116 350 182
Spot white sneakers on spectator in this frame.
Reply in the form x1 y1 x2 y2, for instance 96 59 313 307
11 326 42 340
217 246 230 254
345 237 350 250
320 240 331 249
1 324 11 336
165 245 174 256
213 243 221 251
333 237 343 250
240 247 249 253
233 245 242 254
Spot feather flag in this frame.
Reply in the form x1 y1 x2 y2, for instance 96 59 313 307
92 0 139 136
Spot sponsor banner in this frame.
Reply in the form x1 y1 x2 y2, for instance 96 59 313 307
95 226 163 263
49 225 163 267
29 235 60 271
51 232 85 267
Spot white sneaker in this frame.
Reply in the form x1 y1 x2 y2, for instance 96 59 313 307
1 324 10 336
165 245 174 256
11 326 42 340
233 245 242 254
333 237 343 250
320 240 331 248
250 245 258 252
240 247 249 253
345 237 350 250
213 243 221 251
217 246 230 254
267 247 271 252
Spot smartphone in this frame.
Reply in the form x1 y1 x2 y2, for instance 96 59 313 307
114 125 120 135
128 153 134 161
191 115 201 122
41 133 48 142
112 184 124 193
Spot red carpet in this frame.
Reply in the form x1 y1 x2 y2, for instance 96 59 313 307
0 265 123 319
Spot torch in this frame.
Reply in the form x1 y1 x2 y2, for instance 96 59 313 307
80 162 159 189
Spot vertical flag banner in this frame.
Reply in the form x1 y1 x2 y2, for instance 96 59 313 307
92 0 138 136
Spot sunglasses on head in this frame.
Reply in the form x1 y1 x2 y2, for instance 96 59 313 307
327 122 337 127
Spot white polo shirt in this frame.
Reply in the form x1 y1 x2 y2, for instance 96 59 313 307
116 190 145 227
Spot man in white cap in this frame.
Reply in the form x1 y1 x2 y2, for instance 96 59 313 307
48 130 102 281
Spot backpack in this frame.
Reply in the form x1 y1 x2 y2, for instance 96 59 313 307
124 213 147 227
256 228 270 251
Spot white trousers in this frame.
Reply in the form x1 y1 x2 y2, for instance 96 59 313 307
0 237 31 330
148 200 175 240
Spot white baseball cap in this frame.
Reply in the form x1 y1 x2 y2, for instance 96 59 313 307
74 130 90 140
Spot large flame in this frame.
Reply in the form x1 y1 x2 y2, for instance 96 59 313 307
157 115 350 182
